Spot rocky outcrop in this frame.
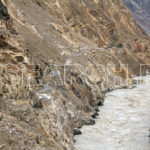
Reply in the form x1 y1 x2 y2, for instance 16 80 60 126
0 0 150 149
0 1 37 99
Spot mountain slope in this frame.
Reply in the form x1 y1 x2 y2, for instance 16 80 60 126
0 0 150 149
122 0 150 36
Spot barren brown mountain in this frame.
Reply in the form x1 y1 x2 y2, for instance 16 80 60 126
0 0 150 150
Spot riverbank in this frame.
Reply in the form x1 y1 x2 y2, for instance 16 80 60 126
75 76 150 150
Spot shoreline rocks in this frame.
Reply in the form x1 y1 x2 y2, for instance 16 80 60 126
81 116 96 126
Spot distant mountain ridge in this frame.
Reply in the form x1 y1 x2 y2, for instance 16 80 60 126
122 0 150 36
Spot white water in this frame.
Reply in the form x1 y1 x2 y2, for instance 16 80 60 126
75 76 150 150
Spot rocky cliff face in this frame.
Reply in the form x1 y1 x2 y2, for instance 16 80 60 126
122 0 150 36
0 0 150 150
0 1 37 99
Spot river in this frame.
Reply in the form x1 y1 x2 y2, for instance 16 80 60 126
75 76 150 150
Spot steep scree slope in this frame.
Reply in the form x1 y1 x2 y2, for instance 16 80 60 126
0 0 150 150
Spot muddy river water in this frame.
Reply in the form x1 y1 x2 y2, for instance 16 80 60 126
75 76 150 150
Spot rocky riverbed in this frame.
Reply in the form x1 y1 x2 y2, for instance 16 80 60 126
75 76 150 150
